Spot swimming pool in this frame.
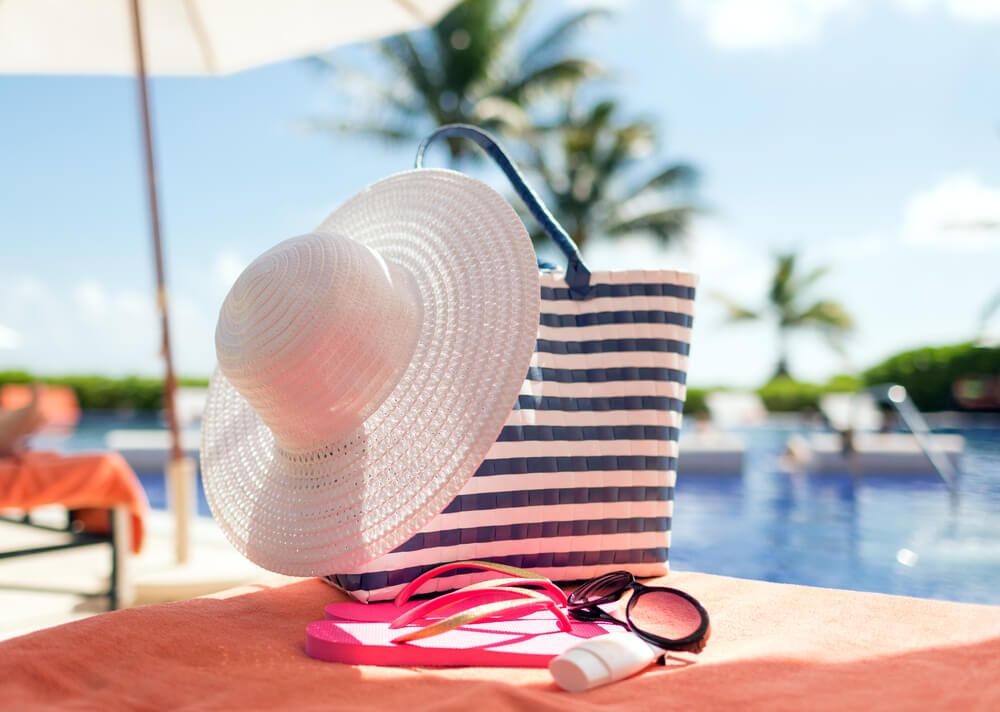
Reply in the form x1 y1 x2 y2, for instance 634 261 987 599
51 414 1000 605
670 424 1000 605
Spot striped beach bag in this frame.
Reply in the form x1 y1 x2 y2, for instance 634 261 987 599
328 125 697 601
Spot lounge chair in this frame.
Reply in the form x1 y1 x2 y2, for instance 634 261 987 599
104 429 201 472
174 386 208 426
677 391 761 475
0 503 132 610
786 391 965 476
0 385 144 609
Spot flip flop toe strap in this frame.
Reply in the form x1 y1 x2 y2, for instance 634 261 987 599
391 587 572 644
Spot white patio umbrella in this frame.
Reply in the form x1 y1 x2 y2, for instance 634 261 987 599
0 0 457 566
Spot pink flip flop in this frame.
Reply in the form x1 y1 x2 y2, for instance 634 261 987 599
323 586 565 626
307 560 621 667
306 607 619 667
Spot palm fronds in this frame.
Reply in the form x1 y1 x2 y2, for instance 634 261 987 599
713 252 854 378
313 0 605 162
527 98 698 248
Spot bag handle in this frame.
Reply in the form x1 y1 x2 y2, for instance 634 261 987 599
415 124 592 296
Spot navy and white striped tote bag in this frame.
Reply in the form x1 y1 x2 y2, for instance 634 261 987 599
328 126 697 602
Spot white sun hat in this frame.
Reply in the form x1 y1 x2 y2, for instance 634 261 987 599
200 168 539 576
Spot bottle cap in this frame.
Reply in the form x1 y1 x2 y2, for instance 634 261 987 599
549 634 661 693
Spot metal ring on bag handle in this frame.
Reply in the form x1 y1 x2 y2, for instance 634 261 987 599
415 123 593 297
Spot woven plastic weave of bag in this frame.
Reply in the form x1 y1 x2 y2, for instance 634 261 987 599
328 126 697 602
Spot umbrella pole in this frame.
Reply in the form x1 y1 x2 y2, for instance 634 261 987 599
129 0 192 565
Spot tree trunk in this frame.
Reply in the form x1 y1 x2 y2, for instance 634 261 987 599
773 328 791 380
773 357 790 380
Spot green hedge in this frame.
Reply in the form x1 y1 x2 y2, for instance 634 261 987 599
684 342 998 416
684 388 708 416
9 342 993 415
862 342 1000 411
756 374 861 412
0 371 209 412
684 375 861 416
755 378 824 413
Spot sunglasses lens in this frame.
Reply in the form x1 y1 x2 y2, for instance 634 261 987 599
628 590 704 641
568 571 632 607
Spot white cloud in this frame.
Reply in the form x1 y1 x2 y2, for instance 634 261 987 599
566 0 629 8
820 230 892 261
584 219 780 386
584 219 772 304
586 217 769 279
0 324 21 350
895 0 1000 21
8 275 49 303
900 174 1000 249
3 252 246 376
74 281 110 317
214 250 247 291
949 0 1000 20
677 0 858 50
680 0 1000 51
0 273 217 377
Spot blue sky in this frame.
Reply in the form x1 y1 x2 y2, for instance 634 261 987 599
1 0 998 387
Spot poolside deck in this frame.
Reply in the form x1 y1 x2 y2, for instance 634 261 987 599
0 508 267 641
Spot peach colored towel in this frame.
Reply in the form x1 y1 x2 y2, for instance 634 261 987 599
3 571 999 710
0 451 147 553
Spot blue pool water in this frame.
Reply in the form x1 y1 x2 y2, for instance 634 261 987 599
51 414 1000 605
670 424 1000 605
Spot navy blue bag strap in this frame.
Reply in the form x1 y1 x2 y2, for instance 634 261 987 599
415 124 592 296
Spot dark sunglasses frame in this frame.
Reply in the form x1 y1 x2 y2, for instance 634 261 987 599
567 571 710 653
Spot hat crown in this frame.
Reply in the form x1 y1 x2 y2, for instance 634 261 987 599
215 232 421 453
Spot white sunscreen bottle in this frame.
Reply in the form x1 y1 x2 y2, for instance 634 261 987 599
549 634 663 692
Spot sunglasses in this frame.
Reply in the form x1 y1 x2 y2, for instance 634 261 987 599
567 571 710 654
388 561 709 656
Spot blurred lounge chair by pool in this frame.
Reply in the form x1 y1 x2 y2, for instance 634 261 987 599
678 391 762 476
105 388 205 473
105 428 201 472
174 386 208 426
0 386 142 609
818 391 883 433
706 391 768 429
789 431 964 474
785 389 965 480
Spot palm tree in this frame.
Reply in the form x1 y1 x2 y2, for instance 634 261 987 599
526 98 698 250
311 0 606 160
713 252 854 380
527 99 698 249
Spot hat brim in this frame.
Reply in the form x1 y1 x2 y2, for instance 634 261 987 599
200 169 540 575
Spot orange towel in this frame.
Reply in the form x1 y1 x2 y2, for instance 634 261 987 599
2 571 998 709
0 451 147 553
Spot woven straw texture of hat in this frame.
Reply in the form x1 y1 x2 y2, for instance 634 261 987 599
201 169 540 575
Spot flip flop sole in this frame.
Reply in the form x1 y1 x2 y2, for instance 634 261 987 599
306 615 618 667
